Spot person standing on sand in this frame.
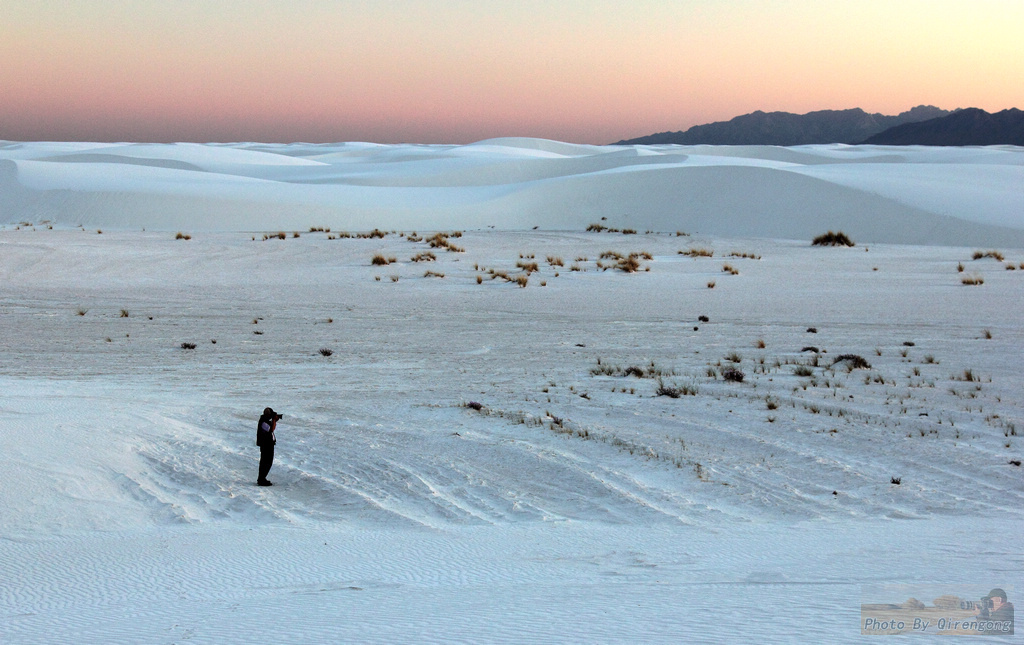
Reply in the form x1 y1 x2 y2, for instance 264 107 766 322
256 407 281 486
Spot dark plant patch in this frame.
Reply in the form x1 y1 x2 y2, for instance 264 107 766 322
832 354 871 370
722 368 745 382
812 231 854 247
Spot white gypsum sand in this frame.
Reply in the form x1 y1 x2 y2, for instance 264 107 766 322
0 141 1022 644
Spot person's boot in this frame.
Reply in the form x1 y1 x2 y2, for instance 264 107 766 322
257 479 273 486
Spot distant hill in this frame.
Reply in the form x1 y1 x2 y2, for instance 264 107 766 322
861 108 1024 145
615 106 949 146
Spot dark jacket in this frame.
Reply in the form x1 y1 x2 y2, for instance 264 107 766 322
256 415 276 447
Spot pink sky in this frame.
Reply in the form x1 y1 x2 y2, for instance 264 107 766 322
1 1 1021 144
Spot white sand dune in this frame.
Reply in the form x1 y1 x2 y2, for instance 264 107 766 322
1 141 1022 643
2 140 1021 246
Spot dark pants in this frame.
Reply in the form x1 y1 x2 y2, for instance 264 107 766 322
258 444 275 482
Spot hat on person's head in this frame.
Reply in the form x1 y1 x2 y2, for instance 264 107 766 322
984 588 1007 601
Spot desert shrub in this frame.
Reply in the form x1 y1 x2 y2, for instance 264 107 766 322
890 477 901 485
707 281 716 289
722 368 745 382
832 354 871 370
516 261 539 273
424 270 445 278
76 308 88 316
514 275 528 287
181 342 197 350
120 309 129 318
465 401 484 411
793 365 814 377
371 254 396 266
755 339 766 349
616 256 641 273
725 351 742 363
680 248 713 257
319 348 333 356
275 232 286 240
390 275 399 282
972 250 1004 261
656 380 697 398
676 231 689 236
547 256 564 267
961 274 984 285
812 231 854 247
411 251 436 262
722 263 738 274
175 232 191 240
586 223 607 232
476 275 483 284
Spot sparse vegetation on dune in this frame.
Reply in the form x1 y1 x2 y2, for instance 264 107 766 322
680 247 714 257
812 231 855 247
972 250 1004 261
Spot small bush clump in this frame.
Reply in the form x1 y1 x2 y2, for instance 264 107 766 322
319 348 333 356
722 368 745 383
832 354 871 370
812 231 854 247
972 250 1004 261
181 342 197 350
679 248 713 258
371 254 396 266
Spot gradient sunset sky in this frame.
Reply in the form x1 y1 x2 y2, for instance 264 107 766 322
1 0 1021 144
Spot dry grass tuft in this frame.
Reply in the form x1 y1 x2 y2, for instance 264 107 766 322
680 247 714 257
